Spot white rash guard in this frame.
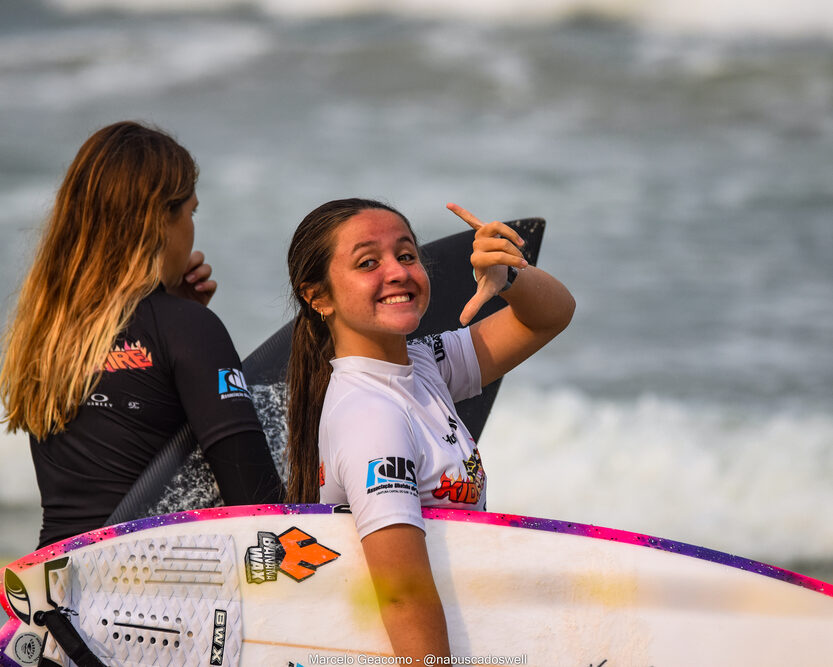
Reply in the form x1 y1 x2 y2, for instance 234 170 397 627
318 328 485 539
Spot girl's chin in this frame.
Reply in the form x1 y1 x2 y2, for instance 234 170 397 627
382 317 423 336
389 319 422 334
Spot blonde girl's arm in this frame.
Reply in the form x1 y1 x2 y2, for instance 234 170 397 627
447 203 576 388
361 524 450 660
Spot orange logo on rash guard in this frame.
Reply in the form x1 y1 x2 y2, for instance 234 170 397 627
432 448 486 505
102 341 153 373
319 461 326 487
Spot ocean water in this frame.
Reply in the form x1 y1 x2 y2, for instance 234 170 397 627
1 0 832 580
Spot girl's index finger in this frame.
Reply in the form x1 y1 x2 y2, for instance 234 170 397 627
446 202 484 231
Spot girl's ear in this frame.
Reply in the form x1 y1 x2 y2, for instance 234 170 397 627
300 282 332 318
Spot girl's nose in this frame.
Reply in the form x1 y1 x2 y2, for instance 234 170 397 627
384 257 409 282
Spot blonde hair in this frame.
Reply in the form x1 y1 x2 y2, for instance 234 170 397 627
0 121 197 439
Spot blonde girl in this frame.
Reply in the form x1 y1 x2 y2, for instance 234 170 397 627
1 121 281 547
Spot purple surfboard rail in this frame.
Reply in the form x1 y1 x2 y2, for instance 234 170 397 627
2 504 832 664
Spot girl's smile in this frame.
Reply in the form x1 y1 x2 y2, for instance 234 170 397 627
315 208 430 363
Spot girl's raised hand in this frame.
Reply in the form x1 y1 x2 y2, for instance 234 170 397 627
446 203 528 326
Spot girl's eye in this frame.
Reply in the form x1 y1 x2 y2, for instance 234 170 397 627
398 253 416 263
358 258 377 269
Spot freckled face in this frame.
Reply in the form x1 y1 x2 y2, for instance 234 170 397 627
318 208 430 362
161 192 197 288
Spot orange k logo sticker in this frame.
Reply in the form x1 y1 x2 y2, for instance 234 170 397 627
276 527 340 582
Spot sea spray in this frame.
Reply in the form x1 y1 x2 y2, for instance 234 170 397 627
483 385 833 565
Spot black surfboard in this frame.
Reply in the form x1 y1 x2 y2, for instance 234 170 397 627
106 218 545 524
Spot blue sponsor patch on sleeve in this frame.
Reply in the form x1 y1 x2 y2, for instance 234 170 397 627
218 368 251 400
366 456 419 496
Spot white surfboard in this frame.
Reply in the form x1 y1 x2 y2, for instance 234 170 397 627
2 504 832 666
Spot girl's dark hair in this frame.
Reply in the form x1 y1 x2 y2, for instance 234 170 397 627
286 198 415 503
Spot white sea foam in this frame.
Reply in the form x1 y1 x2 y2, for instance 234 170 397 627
45 0 833 37
0 22 273 110
481 384 833 565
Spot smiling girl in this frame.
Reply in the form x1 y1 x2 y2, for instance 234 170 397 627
286 198 574 658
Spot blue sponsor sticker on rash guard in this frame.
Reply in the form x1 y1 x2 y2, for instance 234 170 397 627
218 368 251 400
366 456 418 496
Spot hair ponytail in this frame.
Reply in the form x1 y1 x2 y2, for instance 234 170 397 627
286 308 334 503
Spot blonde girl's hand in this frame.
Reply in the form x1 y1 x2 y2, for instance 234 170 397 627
446 203 528 326
168 250 217 306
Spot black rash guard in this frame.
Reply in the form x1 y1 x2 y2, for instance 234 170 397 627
30 286 281 548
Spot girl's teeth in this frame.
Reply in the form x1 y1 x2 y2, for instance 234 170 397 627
382 295 409 304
